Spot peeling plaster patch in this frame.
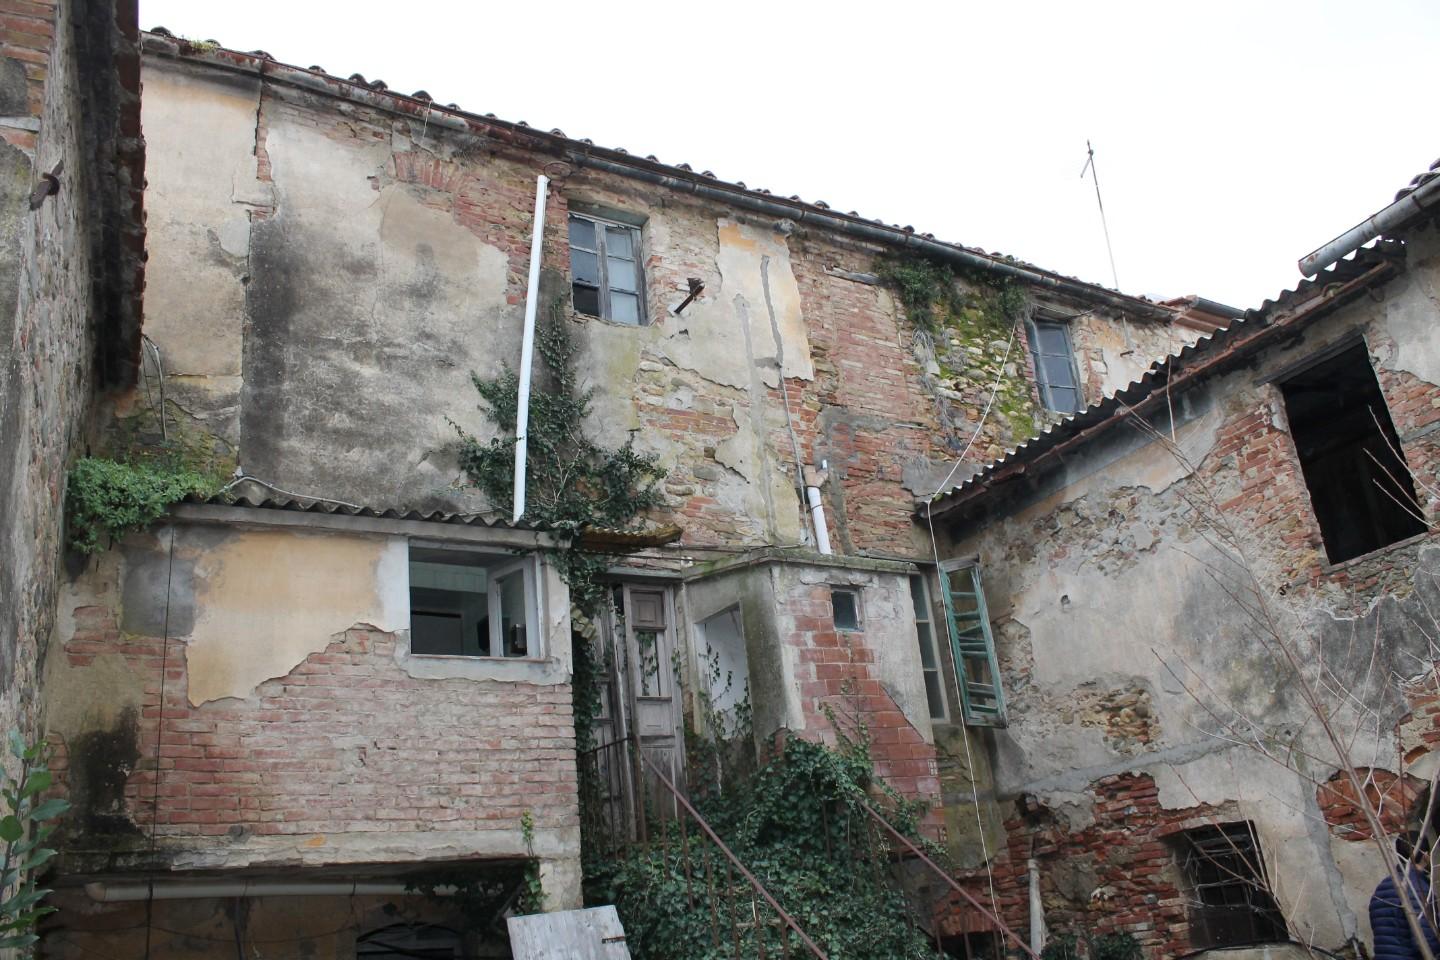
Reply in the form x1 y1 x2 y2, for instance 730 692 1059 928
1382 237 1440 386
183 529 407 705
657 218 813 389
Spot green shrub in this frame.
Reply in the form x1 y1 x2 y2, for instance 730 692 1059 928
66 457 220 555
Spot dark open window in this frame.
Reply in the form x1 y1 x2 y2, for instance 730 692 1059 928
1279 344 1426 564
1178 822 1287 949
1027 319 1083 414
408 547 536 658
831 588 861 632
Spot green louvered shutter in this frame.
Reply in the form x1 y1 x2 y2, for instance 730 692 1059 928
939 562 1006 726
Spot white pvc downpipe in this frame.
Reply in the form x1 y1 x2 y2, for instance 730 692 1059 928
85 880 457 902
512 174 551 525
1027 859 1046 953
803 462 832 555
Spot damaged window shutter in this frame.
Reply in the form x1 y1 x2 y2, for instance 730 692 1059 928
940 562 1006 726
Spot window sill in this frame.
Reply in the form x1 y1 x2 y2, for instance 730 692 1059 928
394 639 570 686
1320 528 1434 576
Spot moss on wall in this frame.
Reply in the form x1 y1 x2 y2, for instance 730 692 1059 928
874 255 1040 460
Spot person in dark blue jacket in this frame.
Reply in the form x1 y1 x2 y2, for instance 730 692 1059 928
1372 832 1440 960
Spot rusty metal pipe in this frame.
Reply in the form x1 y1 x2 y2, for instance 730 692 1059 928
1299 173 1440 276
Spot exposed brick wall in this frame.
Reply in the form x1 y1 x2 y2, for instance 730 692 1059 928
51 604 577 865
776 578 940 803
940 774 1210 958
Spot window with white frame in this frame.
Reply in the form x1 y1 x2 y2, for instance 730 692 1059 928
569 212 645 325
407 546 538 658
909 575 947 721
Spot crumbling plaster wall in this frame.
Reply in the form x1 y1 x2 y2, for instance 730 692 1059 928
940 254 1440 951
46 520 581 905
137 49 1182 561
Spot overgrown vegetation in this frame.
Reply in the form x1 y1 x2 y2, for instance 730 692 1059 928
874 253 1038 453
65 457 222 555
587 732 942 960
0 733 70 951
453 302 665 619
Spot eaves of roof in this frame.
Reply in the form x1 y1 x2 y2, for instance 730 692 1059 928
140 29 1174 321
920 240 1407 522
187 492 533 530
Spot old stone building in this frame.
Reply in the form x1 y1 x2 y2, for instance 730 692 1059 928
5 2 1435 958
27 28 1210 957
925 172 1440 955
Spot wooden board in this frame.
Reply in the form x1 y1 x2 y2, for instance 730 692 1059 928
507 906 631 959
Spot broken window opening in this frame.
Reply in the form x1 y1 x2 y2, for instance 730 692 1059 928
569 212 646 325
1027 318 1083 414
939 561 1005 727
910 574 948 721
1279 343 1426 564
830 587 861 632
1177 821 1288 950
356 921 464 959
407 546 538 659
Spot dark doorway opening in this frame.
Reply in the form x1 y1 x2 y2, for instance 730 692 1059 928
1279 344 1426 564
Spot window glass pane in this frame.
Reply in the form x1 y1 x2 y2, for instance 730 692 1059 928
1041 354 1076 389
568 216 595 250
605 225 634 258
498 570 527 657
916 623 937 669
572 249 599 287
610 291 640 325
1047 386 1079 413
924 671 946 720
1034 322 1070 355
832 589 860 631
573 284 600 316
607 256 636 293
635 629 662 697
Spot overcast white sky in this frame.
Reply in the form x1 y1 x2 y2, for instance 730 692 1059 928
139 1 1439 310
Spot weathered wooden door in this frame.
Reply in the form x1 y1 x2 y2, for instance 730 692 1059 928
616 584 684 809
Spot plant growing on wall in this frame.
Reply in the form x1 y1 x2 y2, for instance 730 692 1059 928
0 733 70 950
65 457 222 555
452 303 665 614
873 254 1037 453
1041 930 1142 960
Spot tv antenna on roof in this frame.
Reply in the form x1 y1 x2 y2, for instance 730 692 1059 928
1080 140 1121 291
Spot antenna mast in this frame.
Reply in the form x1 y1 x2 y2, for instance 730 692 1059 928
1080 140 1121 290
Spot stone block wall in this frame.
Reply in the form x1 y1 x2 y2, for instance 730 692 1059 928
0 0 142 765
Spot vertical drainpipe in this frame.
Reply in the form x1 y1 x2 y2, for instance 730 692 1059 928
803 462 832 555
513 174 550 525
1028 857 1046 954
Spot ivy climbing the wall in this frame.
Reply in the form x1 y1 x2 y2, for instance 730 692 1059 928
874 253 1040 458
451 303 666 746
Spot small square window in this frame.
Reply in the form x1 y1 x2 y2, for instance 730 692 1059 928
831 588 861 632
1027 319 1083 414
569 212 646 326
408 546 538 658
